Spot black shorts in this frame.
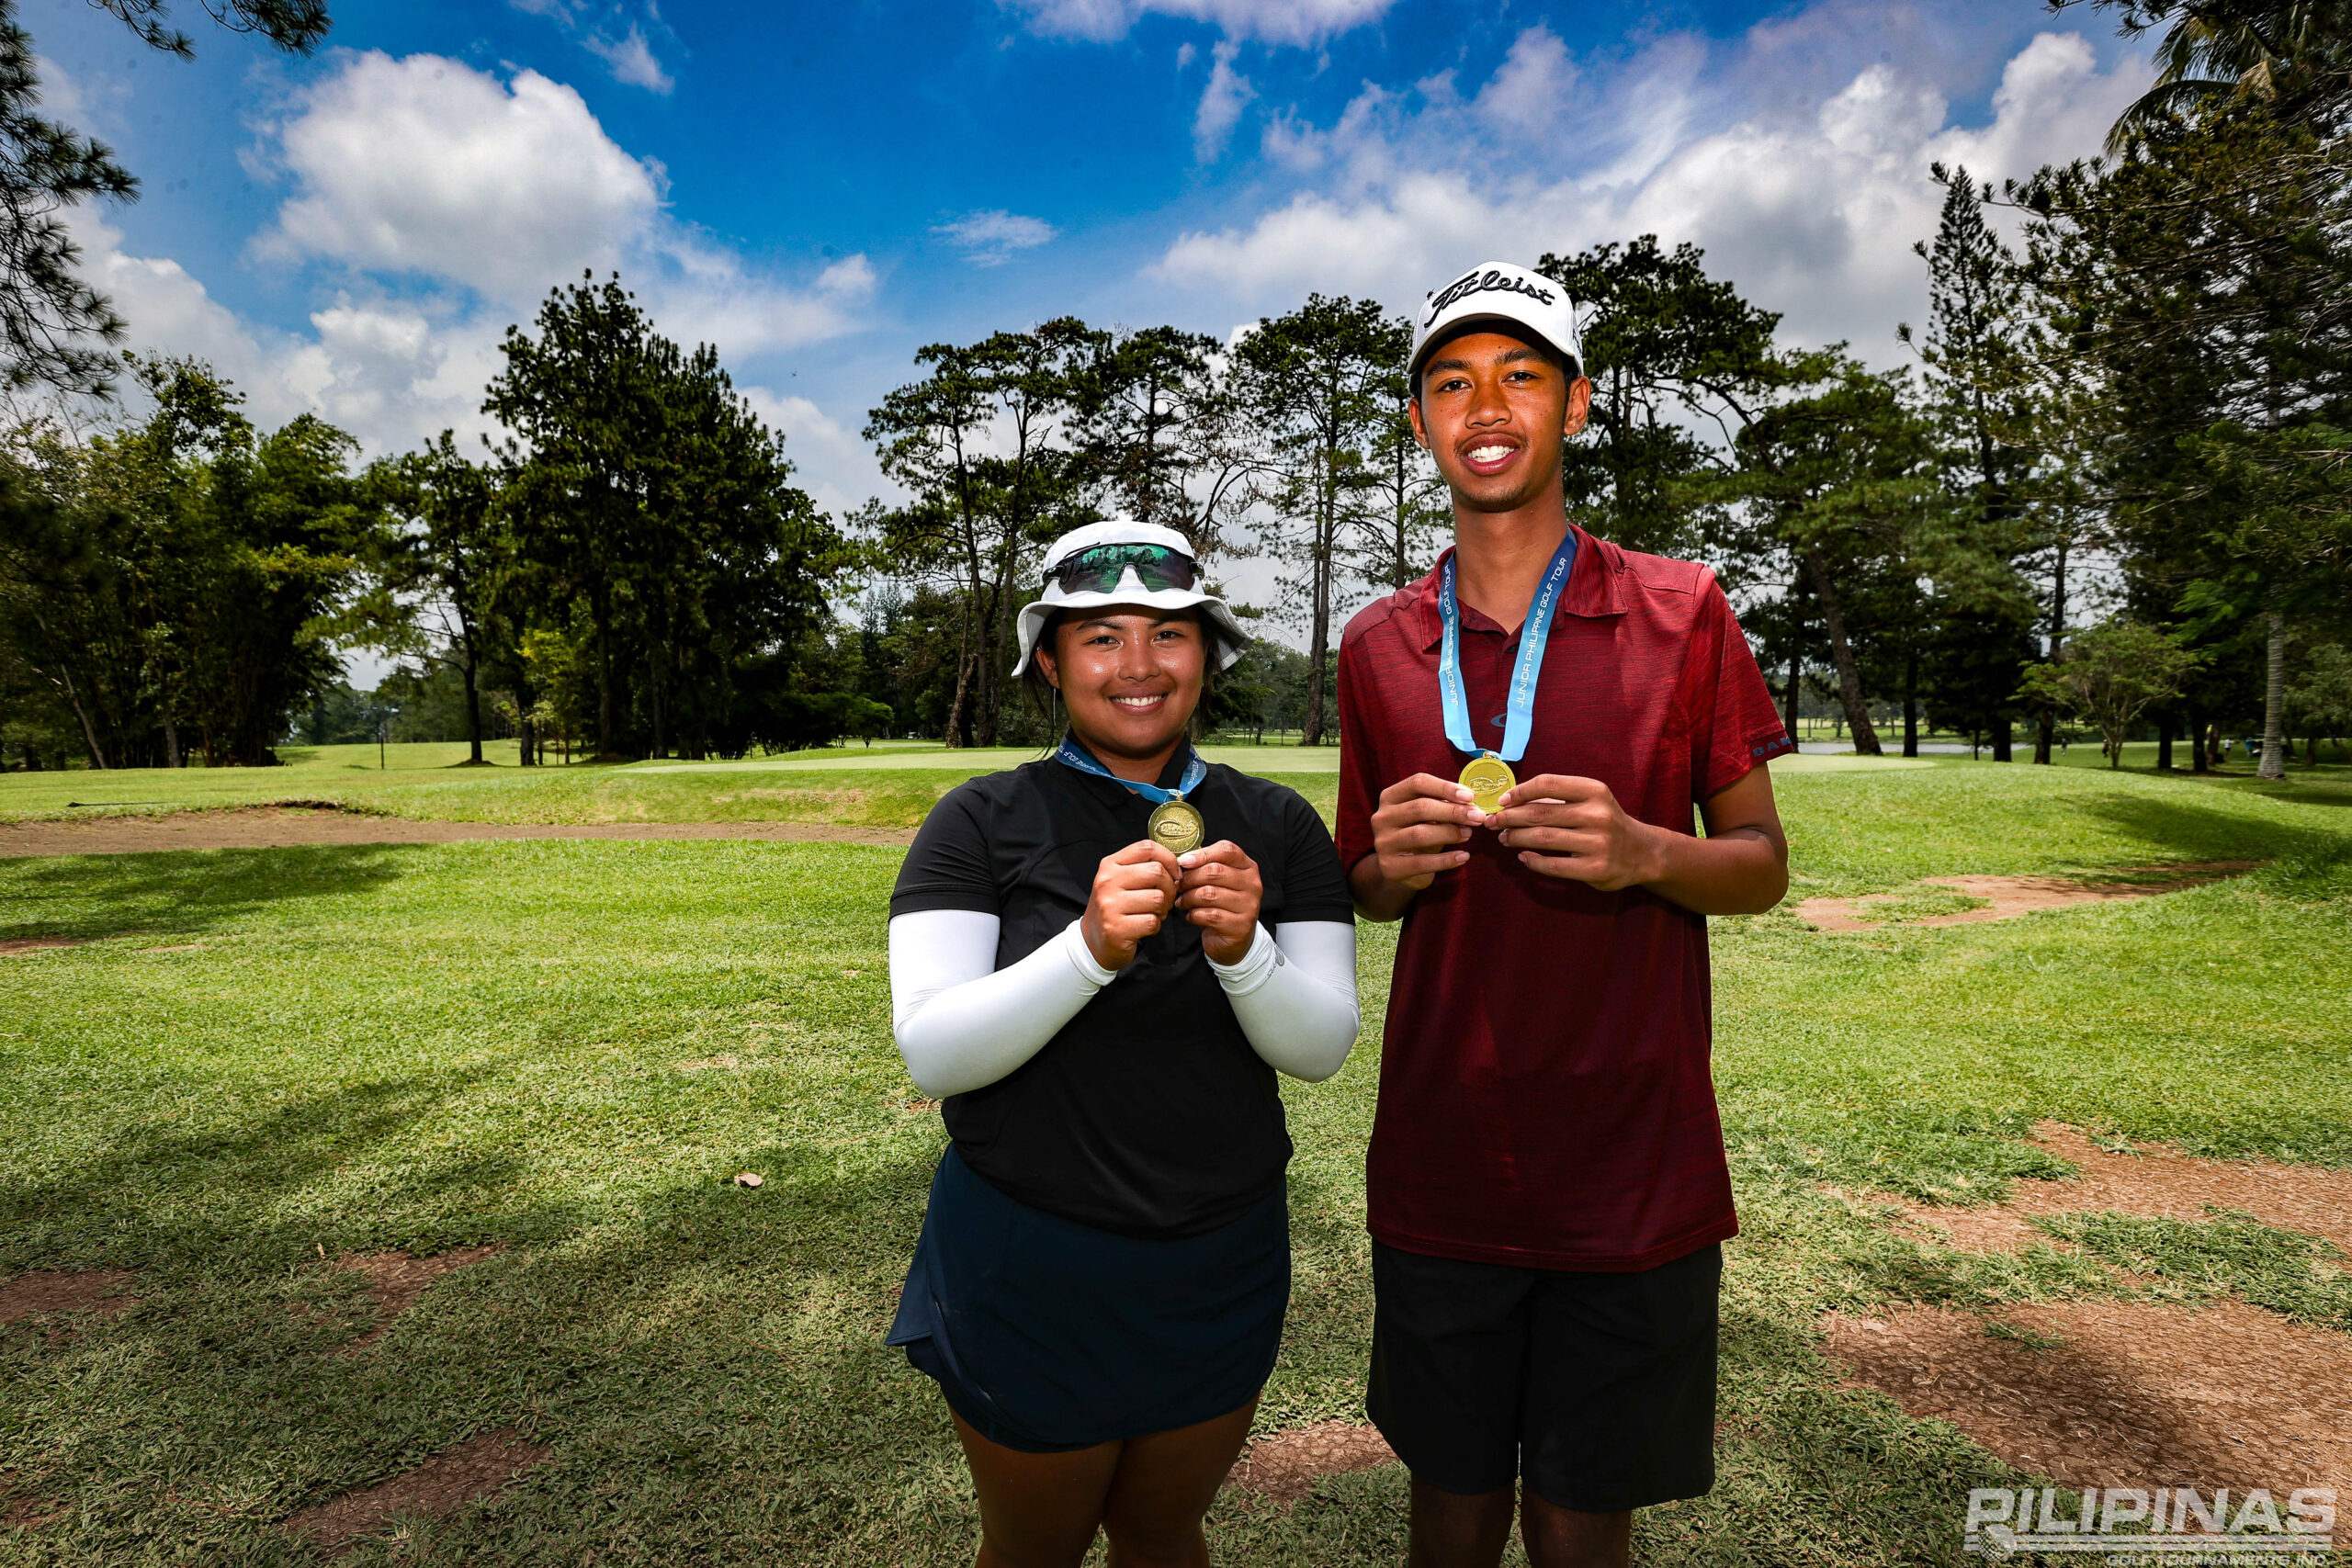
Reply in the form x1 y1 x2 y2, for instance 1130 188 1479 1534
1365 1239 1721 1512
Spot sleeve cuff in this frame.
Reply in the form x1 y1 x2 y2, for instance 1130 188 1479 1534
1205 923 1279 996
1058 919 1118 988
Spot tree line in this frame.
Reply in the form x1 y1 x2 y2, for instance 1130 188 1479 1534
1 0 2349 772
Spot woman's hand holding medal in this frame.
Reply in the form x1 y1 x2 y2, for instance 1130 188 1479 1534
1084 838 1265 969
1172 840 1261 965
1084 842 1183 971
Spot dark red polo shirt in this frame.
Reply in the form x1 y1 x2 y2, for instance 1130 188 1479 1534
1336 526 1793 1271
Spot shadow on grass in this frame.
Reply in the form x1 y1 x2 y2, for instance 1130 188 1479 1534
0 1066 525 1273
2075 790 2352 869
7 1122 2086 1566
2 1116 959 1565
0 843 421 943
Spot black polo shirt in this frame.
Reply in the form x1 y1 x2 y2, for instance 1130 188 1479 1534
890 750 1353 1239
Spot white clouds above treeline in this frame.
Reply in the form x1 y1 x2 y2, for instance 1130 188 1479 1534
60 0 2148 540
75 50 871 464
1154 24 2147 357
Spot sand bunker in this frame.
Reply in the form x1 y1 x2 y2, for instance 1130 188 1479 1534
0 805 916 858
1797 863 2256 932
1824 1298 2352 1497
0 1269 141 1325
280 1428 548 1553
334 1247 500 1352
1883 1122 2352 1257
1226 1422 1398 1505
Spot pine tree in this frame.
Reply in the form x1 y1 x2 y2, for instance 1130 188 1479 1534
1233 295 1408 747
1902 167 2046 762
0 0 329 394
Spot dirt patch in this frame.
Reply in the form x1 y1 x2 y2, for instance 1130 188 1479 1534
0 936 84 955
280 1428 548 1553
673 1055 738 1072
0 1269 141 1325
1823 1299 2352 1496
334 1247 500 1351
0 804 917 858
1225 1422 1397 1505
1882 1122 2352 1257
2 1475 67 1531
1796 863 2258 931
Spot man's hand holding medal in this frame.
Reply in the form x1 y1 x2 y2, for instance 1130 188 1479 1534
1365 771 1662 893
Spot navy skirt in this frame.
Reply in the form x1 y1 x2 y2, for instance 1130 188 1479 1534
888 1145 1290 1453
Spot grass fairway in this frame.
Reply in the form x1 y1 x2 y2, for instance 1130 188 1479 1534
3 738 1948 829
2 761 2349 1564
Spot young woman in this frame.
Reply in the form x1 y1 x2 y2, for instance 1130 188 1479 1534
886 519 1361 1568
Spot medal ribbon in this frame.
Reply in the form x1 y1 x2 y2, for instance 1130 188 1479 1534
1437 527 1578 762
1054 734 1208 805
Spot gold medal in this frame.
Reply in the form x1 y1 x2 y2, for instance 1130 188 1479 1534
1459 753 1515 815
1147 796 1205 856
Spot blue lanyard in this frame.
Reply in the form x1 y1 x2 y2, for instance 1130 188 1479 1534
1054 734 1208 805
1437 528 1578 762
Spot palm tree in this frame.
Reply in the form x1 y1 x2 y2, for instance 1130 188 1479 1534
2076 0 2352 147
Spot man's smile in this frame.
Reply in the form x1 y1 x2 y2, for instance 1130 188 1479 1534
1461 438 1522 477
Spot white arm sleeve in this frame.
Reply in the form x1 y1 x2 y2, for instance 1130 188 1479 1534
888 908 1117 1100
1206 920 1361 1082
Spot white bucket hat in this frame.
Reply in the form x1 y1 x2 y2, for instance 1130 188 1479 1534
1409 261 1584 389
1011 519 1251 677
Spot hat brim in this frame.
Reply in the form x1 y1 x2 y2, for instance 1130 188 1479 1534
1408 314 1583 384
1012 587 1251 677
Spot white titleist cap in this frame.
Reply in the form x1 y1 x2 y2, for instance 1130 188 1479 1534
1011 519 1251 676
1408 261 1584 389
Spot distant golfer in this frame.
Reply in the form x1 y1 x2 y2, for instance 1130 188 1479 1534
1338 264 1794 1568
886 520 1361 1567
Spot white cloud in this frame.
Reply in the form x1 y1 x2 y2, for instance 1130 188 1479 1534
77 217 273 389
79 51 873 468
1474 26 1577 139
1152 27 2148 360
1193 41 1255 161
647 234 876 355
739 388 896 519
584 24 673 93
933 209 1058 266
71 209 505 455
262 53 662 303
34 53 99 124
257 51 869 347
1003 0 1395 47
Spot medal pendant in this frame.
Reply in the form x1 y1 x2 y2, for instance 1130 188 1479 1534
1459 754 1516 815
1147 797 1206 856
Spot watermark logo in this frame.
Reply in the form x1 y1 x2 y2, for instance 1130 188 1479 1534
1965 1486 2335 1561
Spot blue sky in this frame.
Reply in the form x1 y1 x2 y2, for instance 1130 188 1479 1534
36 0 2150 532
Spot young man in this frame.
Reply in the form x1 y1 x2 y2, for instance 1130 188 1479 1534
1336 262 1795 1568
